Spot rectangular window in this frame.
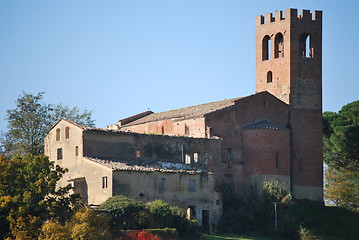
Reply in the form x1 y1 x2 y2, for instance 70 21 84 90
75 146 79 156
188 179 195 192
193 153 199 163
57 148 62 160
187 206 197 220
185 154 191 165
102 176 108 188
56 128 61 141
159 178 165 191
65 127 70 139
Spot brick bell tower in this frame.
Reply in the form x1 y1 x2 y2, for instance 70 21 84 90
256 9 323 202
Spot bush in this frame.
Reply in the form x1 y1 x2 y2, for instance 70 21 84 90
101 195 150 231
38 207 111 240
218 180 293 236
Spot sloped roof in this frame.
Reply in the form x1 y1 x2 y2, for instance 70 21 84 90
121 96 243 127
241 120 289 130
85 157 212 174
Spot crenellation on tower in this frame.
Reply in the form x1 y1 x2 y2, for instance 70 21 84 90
265 13 274 24
256 9 322 27
275 10 284 21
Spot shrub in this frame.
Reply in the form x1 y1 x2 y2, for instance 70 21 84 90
101 195 150 231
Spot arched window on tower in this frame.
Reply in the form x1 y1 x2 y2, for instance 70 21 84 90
299 33 312 58
262 35 272 60
267 71 273 83
274 33 284 58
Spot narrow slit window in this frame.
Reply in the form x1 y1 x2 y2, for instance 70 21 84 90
75 146 79 156
56 128 61 141
193 153 199 163
267 71 273 83
102 176 108 188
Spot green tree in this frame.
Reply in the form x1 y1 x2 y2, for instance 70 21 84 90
323 100 359 170
0 154 79 239
1 92 95 157
324 166 359 210
323 100 359 210
39 207 111 240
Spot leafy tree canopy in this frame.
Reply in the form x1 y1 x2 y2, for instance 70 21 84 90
323 100 359 170
323 100 359 211
1 92 95 157
0 154 79 239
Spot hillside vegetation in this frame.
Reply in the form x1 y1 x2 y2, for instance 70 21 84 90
204 202 359 240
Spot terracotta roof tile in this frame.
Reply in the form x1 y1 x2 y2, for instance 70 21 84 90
121 97 243 127
85 157 212 174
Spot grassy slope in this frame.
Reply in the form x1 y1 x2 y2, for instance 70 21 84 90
290 203 359 240
201 203 359 240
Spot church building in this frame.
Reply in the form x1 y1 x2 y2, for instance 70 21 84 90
45 8 324 227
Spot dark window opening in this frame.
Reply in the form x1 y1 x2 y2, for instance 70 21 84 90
300 33 312 58
161 126 165 134
274 33 284 58
262 35 272 60
267 71 273 83
75 146 79 156
57 148 63 160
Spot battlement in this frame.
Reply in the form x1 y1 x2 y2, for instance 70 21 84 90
256 9 322 26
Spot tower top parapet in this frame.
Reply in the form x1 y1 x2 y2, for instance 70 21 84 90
256 9 322 26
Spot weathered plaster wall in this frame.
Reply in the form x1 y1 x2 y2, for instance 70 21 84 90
83 131 222 172
113 170 222 225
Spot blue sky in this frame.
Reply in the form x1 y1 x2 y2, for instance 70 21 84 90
0 0 358 131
